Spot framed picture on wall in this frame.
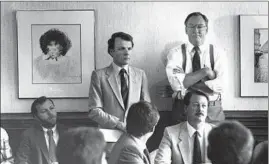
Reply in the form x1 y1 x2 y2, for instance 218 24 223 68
16 10 95 98
240 15 268 97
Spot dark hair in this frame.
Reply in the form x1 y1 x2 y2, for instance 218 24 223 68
184 12 209 27
39 28 72 56
107 32 134 55
126 101 160 138
251 140 268 164
57 127 106 164
31 96 54 116
183 89 209 106
208 121 254 164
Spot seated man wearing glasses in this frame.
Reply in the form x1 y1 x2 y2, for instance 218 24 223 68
165 12 227 125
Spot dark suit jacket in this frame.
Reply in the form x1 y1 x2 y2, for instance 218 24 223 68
88 64 151 129
15 123 66 164
108 133 151 164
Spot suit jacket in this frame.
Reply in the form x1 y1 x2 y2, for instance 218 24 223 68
15 123 66 164
88 64 151 128
154 122 214 164
108 133 151 164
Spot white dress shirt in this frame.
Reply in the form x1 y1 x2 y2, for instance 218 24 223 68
166 40 226 101
186 122 206 163
41 125 59 150
112 62 129 89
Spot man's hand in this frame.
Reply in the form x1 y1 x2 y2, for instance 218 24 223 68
203 67 216 80
173 66 184 74
116 121 126 132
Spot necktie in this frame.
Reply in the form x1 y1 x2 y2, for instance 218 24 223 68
119 69 128 109
192 47 201 72
143 148 151 164
47 129 57 162
193 131 202 164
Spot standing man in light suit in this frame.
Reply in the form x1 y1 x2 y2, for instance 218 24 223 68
88 32 151 131
166 12 226 124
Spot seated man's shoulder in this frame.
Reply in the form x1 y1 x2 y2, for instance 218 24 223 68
205 122 216 129
165 122 186 133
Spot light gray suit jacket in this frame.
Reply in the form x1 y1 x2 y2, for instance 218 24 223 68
154 122 214 164
88 64 151 129
108 133 151 164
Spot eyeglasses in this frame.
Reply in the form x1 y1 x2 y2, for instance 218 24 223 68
186 24 207 30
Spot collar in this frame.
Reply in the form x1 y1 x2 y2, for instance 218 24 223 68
130 135 147 151
186 40 209 54
42 125 57 134
112 62 129 75
186 121 204 137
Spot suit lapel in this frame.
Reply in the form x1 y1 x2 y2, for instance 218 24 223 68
127 67 138 109
35 125 50 163
106 64 125 110
177 123 191 164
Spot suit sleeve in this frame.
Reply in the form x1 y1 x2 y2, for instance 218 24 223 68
154 128 172 164
118 146 144 164
140 70 151 102
15 132 32 164
88 70 121 129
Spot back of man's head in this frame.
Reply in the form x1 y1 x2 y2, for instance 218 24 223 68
57 127 106 164
208 120 254 164
126 101 160 138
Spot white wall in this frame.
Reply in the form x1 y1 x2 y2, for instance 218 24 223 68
1 1 268 113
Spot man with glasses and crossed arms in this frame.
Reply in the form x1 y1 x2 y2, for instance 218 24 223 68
165 12 226 125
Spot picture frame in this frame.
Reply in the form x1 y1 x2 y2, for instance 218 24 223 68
239 15 268 97
17 10 95 98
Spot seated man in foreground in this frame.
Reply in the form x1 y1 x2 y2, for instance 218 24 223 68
108 101 160 164
57 127 107 164
15 96 66 164
155 89 214 164
207 120 254 164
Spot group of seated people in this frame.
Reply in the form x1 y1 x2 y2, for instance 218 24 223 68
1 91 268 164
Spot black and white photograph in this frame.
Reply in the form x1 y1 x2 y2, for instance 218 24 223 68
1 2 268 164
254 29 268 83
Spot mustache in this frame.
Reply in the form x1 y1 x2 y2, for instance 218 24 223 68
195 112 205 116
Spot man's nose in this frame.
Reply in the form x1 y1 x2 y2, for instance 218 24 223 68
48 110 56 117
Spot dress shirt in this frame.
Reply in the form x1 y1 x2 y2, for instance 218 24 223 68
41 125 59 150
112 62 129 89
186 122 206 163
166 40 226 101
1 128 13 164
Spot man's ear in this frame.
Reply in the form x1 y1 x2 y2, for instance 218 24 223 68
185 27 188 34
109 49 114 57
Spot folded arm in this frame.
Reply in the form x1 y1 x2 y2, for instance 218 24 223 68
166 47 212 92
203 47 226 93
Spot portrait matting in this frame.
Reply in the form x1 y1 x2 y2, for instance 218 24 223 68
240 15 268 97
17 10 95 98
